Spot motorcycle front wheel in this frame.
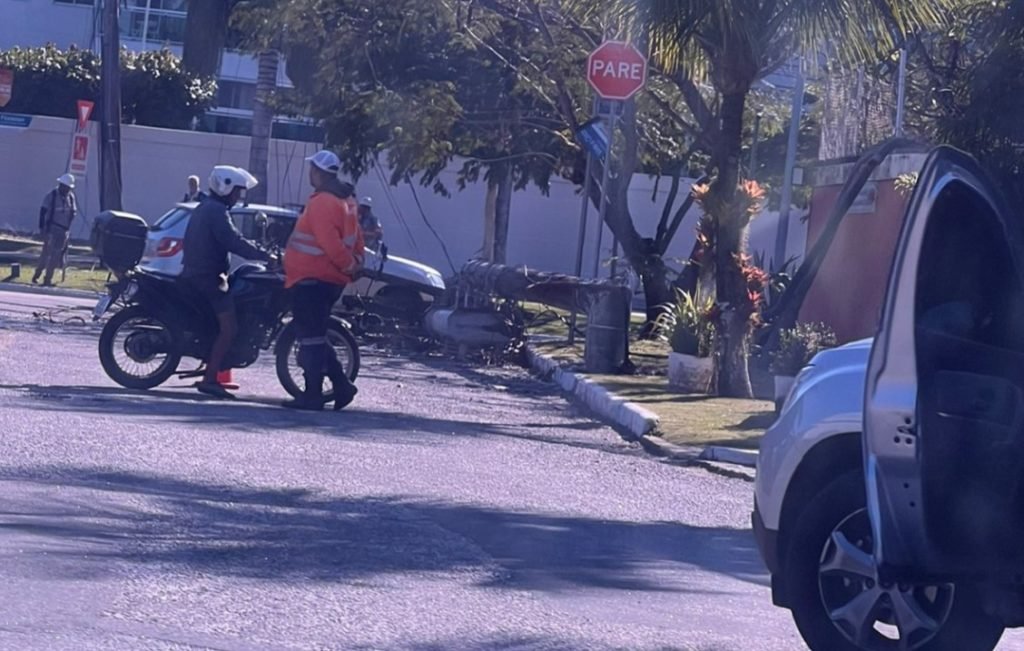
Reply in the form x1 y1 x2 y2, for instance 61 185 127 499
274 317 361 401
99 306 182 390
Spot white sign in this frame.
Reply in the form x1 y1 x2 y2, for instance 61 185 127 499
69 132 91 177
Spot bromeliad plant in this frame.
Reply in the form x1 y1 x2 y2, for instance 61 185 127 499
656 290 716 358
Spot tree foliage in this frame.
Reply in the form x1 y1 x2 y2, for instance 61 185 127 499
0 45 217 129
902 0 1024 203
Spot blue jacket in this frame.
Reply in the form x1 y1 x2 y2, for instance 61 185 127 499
181 195 266 278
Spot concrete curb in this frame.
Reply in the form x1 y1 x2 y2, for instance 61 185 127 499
0 283 102 300
525 346 660 439
639 435 756 481
698 445 759 468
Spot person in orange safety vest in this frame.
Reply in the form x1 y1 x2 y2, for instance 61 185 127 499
282 149 365 411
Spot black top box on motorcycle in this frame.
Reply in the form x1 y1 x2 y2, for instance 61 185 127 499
91 211 148 273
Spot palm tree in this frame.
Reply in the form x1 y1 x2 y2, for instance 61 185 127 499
629 0 958 397
247 49 279 204
182 0 237 79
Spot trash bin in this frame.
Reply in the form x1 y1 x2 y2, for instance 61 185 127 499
584 286 630 373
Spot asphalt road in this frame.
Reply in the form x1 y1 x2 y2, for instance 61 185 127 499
1 288 1018 650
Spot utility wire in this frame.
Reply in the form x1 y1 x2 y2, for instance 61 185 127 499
405 176 457 274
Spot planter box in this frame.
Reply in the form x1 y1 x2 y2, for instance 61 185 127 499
774 375 796 413
668 352 713 394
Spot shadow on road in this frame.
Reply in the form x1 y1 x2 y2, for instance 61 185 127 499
387 636 735 651
0 466 767 595
0 378 636 458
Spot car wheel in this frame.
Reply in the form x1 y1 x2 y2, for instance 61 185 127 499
785 471 1004 651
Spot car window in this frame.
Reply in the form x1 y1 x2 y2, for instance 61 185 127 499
152 207 192 232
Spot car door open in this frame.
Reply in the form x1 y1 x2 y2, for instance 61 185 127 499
864 146 1024 581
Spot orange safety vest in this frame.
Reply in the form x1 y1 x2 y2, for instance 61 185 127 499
284 191 365 288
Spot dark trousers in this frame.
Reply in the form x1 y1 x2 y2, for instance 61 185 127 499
291 281 351 397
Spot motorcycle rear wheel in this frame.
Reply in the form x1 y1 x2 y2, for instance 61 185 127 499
275 317 361 401
99 306 182 390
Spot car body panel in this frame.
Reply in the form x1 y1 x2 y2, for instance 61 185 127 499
755 338 871 531
864 146 1024 577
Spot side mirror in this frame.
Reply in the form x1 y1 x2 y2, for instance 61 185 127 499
254 212 269 241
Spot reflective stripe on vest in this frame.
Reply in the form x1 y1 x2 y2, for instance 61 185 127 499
287 230 325 256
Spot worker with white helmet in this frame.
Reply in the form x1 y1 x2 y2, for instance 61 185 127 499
180 165 271 398
33 173 78 286
357 196 383 251
281 150 363 411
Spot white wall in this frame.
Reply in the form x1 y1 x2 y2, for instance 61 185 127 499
0 114 806 280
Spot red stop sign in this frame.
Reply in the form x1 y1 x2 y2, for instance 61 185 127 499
587 41 647 101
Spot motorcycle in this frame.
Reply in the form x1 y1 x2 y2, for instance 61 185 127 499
91 211 360 402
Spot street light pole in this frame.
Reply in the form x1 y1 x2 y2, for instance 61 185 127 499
895 45 908 137
773 63 804 271
100 0 123 211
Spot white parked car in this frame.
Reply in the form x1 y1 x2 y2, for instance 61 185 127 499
754 146 1022 650
139 202 446 308
139 202 298 276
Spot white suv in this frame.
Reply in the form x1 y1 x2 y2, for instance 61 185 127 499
754 146 1024 650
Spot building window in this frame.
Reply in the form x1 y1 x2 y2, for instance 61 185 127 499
217 81 257 111
120 0 187 45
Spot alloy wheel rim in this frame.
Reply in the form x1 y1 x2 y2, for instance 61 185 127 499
817 508 954 650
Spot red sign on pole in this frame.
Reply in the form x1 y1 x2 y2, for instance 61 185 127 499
70 134 90 177
76 99 95 132
587 41 648 101
0 68 13 108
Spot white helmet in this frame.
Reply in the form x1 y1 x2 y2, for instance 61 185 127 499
56 173 76 188
208 165 259 197
359 196 373 207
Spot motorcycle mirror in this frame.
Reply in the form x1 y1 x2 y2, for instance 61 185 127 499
255 212 269 241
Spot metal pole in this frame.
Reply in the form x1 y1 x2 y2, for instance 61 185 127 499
749 112 762 177
773 63 804 272
895 45 908 137
568 149 594 344
592 114 615 279
100 0 123 211
141 0 153 49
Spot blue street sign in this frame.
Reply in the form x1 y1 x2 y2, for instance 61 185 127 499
0 113 31 129
576 118 609 161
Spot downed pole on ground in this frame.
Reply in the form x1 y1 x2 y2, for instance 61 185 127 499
425 260 633 374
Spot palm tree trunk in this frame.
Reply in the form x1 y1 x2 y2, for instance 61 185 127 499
182 0 232 79
712 89 754 398
248 49 278 205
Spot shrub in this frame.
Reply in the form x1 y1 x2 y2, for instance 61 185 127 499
0 45 216 129
770 322 838 376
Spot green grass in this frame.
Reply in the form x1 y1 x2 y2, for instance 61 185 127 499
1 262 110 292
526 299 774 450
586 373 773 449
